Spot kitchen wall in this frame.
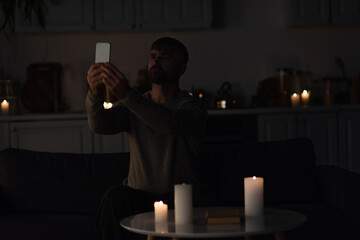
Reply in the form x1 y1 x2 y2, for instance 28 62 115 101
1 0 360 112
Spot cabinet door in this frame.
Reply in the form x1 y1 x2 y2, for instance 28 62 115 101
0 122 10 150
257 114 297 142
135 0 174 29
95 0 135 30
297 112 338 166
15 0 93 31
172 0 213 28
10 120 92 153
331 0 360 24
93 132 130 153
287 0 330 26
339 111 360 173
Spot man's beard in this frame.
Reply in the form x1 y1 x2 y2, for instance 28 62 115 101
148 66 166 84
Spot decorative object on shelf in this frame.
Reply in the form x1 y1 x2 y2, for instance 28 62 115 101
301 90 310 107
215 81 236 109
291 93 300 107
21 62 66 113
0 0 61 39
0 79 18 115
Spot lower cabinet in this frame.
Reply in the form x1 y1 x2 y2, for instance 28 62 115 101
338 111 360 173
258 111 339 166
9 120 93 153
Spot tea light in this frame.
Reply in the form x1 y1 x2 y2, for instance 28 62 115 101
154 201 168 222
244 176 264 216
301 90 310 107
174 183 193 225
1 100 9 115
103 102 113 109
291 93 300 107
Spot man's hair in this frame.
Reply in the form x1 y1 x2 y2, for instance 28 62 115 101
151 37 189 64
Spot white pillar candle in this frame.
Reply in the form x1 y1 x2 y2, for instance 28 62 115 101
291 93 300 107
154 201 168 222
301 90 310 107
1 100 9 115
174 183 193 225
244 176 264 216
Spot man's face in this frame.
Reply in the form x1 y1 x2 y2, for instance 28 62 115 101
147 48 185 84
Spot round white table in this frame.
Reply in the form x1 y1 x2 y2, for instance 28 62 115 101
120 207 307 240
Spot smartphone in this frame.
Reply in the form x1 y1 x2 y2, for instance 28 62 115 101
95 42 111 63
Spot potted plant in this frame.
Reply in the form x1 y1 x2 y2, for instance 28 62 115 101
0 0 60 40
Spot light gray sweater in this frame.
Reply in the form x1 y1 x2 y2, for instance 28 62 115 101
86 88 207 194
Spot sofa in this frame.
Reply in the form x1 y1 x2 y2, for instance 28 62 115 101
0 137 359 240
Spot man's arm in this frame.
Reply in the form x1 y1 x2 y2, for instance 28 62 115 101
119 88 207 136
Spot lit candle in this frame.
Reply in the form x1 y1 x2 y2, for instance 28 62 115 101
174 183 193 225
301 90 310 107
291 93 300 107
154 201 168 222
1 100 9 115
244 176 264 216
103 102 113 109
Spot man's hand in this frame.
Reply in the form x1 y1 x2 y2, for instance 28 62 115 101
101 63 130 100
87 63 106 97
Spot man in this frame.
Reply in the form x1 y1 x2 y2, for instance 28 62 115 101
86 37 207 240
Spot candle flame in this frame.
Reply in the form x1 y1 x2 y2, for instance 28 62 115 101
302 90 309 95
292 93 297 97
2 100 8 104
103 102 113 109
253 176 257 180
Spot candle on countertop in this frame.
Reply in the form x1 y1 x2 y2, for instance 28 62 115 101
291 93 300 107
244 176 264 216
174 183 193 225
301 90 310 107
154 201 168 222
1 100 9 115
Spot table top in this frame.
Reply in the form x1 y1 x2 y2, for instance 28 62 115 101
120 207 307 238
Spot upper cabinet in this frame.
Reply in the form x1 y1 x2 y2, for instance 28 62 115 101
15 0 94 31
331 0 360 24
287 0 360 26
16 0 213 32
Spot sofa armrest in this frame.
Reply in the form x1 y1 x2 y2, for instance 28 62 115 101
317 165 360 240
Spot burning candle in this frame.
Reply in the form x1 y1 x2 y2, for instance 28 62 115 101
291 93 300 107
1 100 9 115
301 90 310 107
174 183 193 225
103 102 113 109
154 201 168 222
244 176 264 216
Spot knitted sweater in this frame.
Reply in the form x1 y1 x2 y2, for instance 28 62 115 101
86 88 207 193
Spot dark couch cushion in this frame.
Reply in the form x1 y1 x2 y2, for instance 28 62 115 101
199 138 320 206
0 148 130 214
0 213 97 240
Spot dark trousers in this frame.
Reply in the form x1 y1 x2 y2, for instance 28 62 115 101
96 184 217 240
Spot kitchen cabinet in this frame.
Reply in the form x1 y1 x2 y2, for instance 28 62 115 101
257 111 338 166
9 120 93 153
0 114 130 154
331 0 360 24
15 0 94 32
95 0 212 30
338 110 360 173
287 0 360 26
16 0 212 32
